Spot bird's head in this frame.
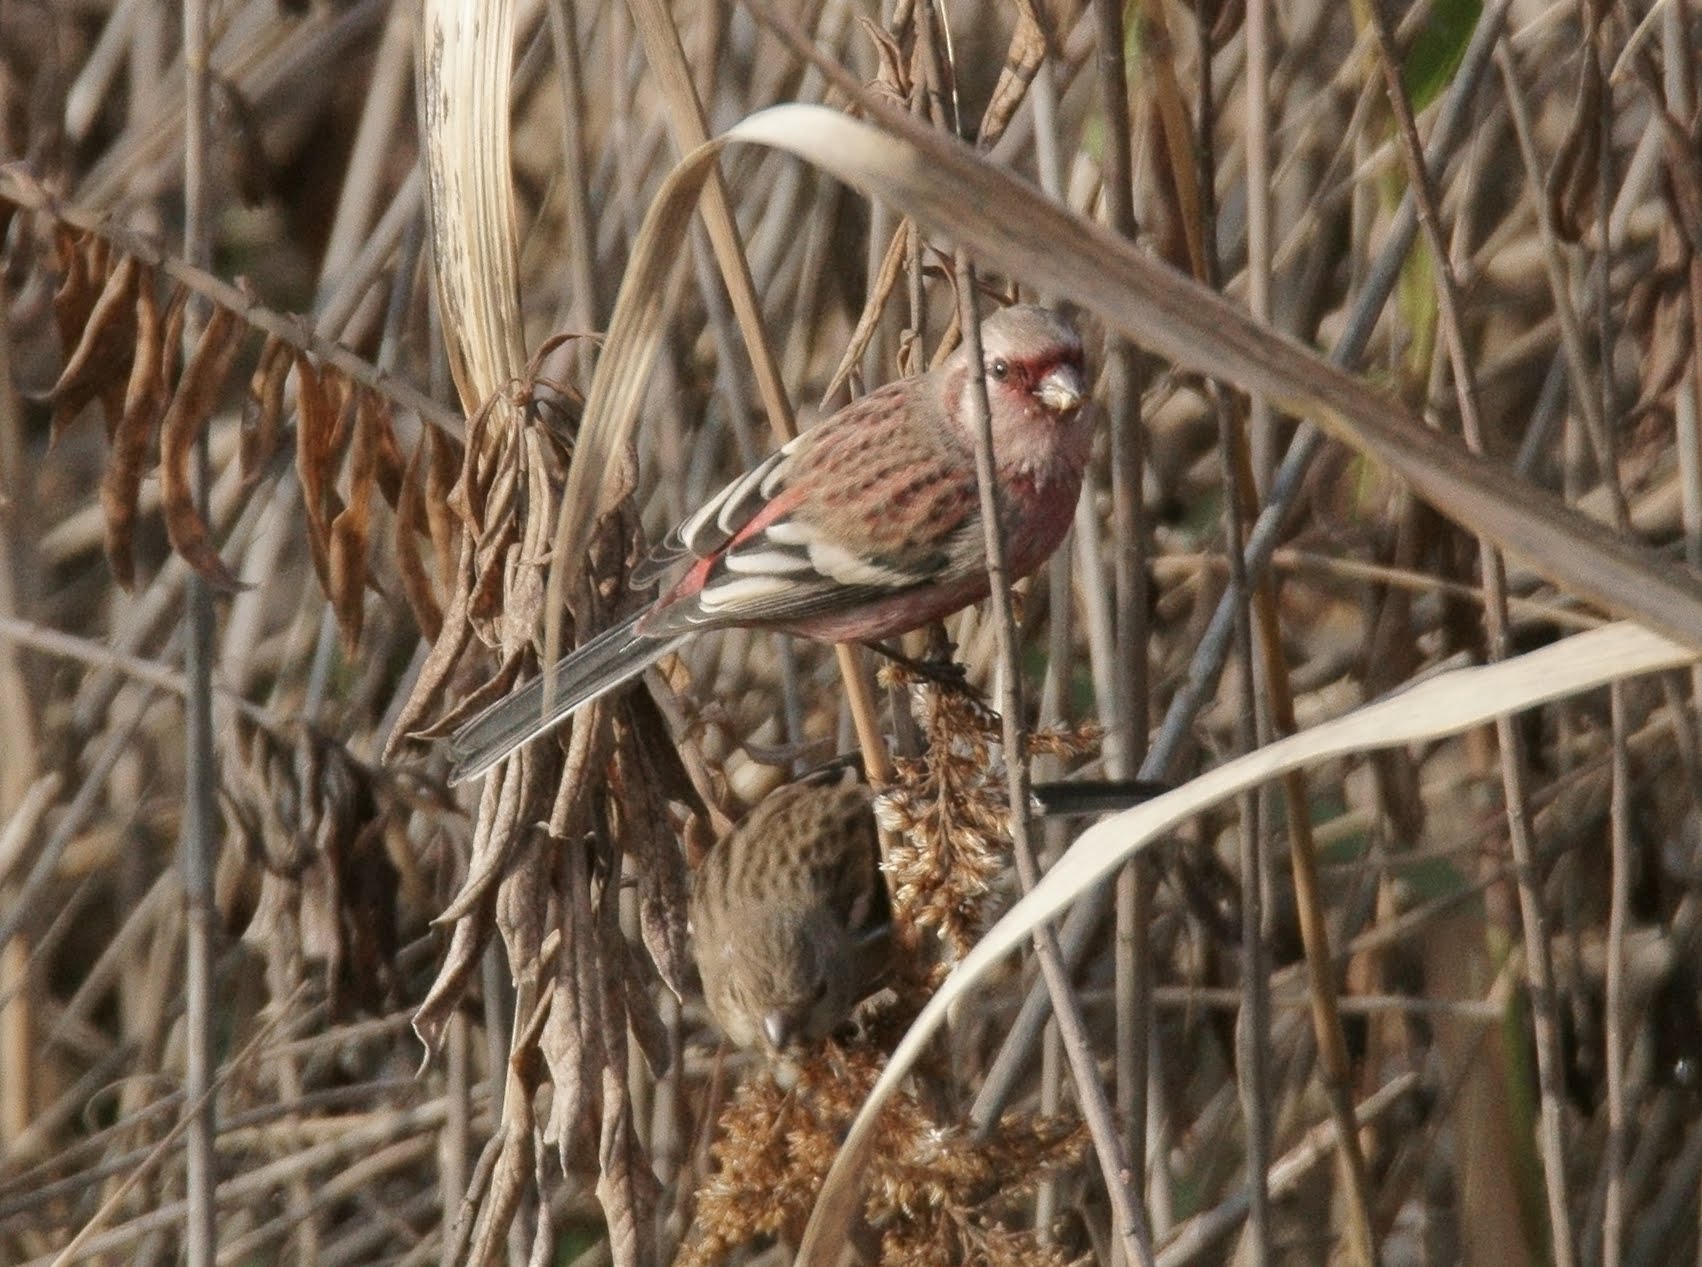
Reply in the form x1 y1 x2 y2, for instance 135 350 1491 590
945 305 1090 481
717 906 874 1055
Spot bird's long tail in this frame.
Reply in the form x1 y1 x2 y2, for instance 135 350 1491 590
447 613 685 784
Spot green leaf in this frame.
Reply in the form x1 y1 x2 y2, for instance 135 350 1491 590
1404 0 1482 111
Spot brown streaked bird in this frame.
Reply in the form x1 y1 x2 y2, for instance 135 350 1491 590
689 771 894 1055
687 760 1168 1056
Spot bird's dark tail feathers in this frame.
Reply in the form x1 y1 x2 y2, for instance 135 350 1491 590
446 613 685 784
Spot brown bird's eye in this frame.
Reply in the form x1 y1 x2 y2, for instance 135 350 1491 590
990 357 1009 380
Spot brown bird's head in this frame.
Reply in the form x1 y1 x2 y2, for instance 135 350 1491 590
709 904 886 1054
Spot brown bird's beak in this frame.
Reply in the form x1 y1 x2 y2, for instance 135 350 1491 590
1035 363 1086 415
762 1010 796 1051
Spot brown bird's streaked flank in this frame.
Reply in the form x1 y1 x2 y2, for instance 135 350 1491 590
689 772 893 1055
446 305 1091 784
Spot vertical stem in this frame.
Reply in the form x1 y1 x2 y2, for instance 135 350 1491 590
1090 4 1154 1242
1194 16 1272 1256
949 255 1155 1267
181 2 218 1263
1245 0 1274 495
1598 37 1627 1263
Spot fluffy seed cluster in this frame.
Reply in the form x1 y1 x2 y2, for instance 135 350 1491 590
876 673 1100 957
682 1029 1086 1267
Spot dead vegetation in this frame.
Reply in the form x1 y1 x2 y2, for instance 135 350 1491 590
3 1 1702 1265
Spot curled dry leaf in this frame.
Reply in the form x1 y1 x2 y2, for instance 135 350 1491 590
1625 230 1693 425
467 1049 540 1267
395 429 445 642
610 723 692 1001
158 302 247 591
48 228 100 439
425 422 461 579
977 5 1047 149
48 250 138 441
371 400 406 508
228 723 404 1017
596 1064 659 1267
294 353 345 591
240 334 292 485
857 16 912 110
592 825 659 1267
382 556 475 761
328 389 380 650
103 270 174 589
543 834 607 1165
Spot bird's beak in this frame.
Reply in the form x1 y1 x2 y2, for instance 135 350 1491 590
1035 363 1086 415
762 1010 795 1051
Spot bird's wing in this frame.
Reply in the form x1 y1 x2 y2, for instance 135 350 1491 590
641 387 982 632
630 431 806 587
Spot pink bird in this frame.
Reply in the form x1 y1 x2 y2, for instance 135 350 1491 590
448 305 1090 784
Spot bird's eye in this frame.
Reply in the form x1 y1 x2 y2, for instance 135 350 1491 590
990 357 1009 381
812 976 830 1003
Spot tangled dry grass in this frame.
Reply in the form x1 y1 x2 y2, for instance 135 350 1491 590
4 1 1702 1265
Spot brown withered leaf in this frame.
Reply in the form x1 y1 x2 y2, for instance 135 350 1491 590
496 828 552 994
410 884 497 1053
328 389 380 650
103 271 174 589
425 423 462 580
372 401 406 508
406 648 523 742
382 540 475 759
611 724 691 1000
240 334 292 485
594 829 659 1267
466 1065 539 1267
597 1069 659 1267
294 354 345 590
158 304 247 591
857 16 911 109
621 937 672 1078
977 5 1046 150
463 856 553 1267
50 227 98 374
439 737 562 926
543 835 607 1165
48 250 139 441
1625 251 1691 424
394 432 445 642
229 723 402 1017
467 512 516 625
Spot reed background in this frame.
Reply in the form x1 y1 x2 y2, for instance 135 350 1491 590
2 0 1701 1264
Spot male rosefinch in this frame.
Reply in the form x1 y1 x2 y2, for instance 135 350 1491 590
448 305 1090 784
690 770 892 1054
